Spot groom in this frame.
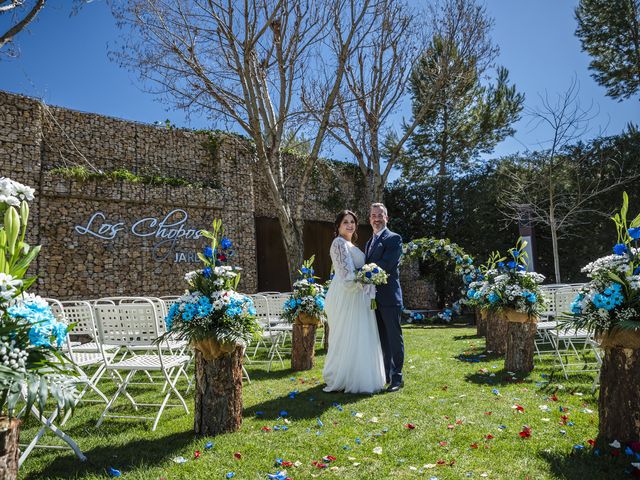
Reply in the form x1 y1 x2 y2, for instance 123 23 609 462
365 203 404 393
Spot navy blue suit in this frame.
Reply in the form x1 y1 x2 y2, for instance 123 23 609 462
365 228 404 385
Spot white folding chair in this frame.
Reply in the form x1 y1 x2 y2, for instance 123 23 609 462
44 300 115 427
93 297 190 431
250 294 285 371
266 293 293 349
18 394 87 467
548 327 600 379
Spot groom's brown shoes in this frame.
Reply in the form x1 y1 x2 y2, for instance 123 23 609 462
386 380 404 393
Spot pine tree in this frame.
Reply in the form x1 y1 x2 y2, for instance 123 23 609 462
575 0 640 100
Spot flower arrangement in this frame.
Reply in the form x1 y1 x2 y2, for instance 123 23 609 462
282 256 326 324
164 219 260 351
355 263 388 309
565 193 640 335
467 240 545 316
0 177 76 417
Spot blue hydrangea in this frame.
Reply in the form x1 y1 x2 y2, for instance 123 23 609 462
613 243 628 255
8 299 67 349
488 292 500 304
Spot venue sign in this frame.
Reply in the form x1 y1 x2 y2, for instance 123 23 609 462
74 209 203 262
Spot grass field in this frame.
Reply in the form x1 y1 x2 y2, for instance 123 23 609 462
19 324 631 479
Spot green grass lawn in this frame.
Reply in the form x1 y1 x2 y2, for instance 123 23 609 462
19 325 631 479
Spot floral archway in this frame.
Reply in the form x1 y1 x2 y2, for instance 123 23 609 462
401 237 478 321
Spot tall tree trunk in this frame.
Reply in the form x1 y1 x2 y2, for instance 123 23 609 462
194 346 243 436
550 217 561 284
0 417 20 480
278 215 305 287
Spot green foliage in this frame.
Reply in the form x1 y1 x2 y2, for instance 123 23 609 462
49 166 218 189
575 0 640 100
406 37 524 179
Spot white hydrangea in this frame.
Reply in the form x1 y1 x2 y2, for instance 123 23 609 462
0 338 28 374
0 177 35 205
582 254 632 277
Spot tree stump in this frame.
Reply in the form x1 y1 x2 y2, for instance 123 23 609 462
323 322 330 351
0 417 20 480
598 331 640 443
505 313 538 373
477 309 487 337
485 310 508 355
194 346 243 436
292 323 318 371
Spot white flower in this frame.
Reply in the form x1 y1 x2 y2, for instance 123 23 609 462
0 273 22 301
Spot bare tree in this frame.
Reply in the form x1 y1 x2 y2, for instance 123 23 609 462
0 0 46 55
111 0 379 282
312 0 421 203
499 78 640 282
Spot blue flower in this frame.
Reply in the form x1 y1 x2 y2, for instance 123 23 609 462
315 297 325 309
52 322 68 348
373 268 379 274
497 262 505 269
628 227 640 240
488 292 500 304
634 265 640 276
182 310 194 321
510 249 521 257
507 260 517 270
365 272 372 279
221 237 233 249
203 267 212 278
467 289 476 299
308 278 315 284
203 246 213 258
613 243 628 255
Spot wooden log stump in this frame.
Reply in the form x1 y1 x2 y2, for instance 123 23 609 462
597 330 640 443
485 310 508 355
292 314 320 371
477 309 487 337
504 310 538 373
194 344 243 436
0 417 20 480
323 322 330 351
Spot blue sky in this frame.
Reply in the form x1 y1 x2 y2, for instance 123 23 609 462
1 0 637 168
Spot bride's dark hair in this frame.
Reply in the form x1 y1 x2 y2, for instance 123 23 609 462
334 210 358 242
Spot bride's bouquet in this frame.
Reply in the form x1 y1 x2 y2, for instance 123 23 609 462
356 263 388 309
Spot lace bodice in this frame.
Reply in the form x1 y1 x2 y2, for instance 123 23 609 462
330 236 365 281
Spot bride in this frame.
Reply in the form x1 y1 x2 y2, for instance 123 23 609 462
322 210 386 394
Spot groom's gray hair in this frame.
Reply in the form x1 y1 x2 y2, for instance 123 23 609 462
370 202 388 215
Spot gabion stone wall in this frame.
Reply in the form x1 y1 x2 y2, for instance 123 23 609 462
0 90 433 307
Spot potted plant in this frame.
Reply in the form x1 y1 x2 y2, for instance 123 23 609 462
564 192 640 443
0 178 76 479
163 219 260 436
466 252 505 340
283 257 326 371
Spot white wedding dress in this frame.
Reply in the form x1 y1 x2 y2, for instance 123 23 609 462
322 236 386 394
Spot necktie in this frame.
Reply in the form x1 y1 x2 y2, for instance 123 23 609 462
367 234 378 257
